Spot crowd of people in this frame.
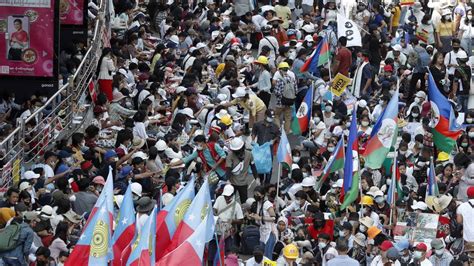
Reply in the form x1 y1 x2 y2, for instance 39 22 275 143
1 0 474 265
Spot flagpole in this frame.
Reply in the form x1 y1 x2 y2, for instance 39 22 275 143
388 151 397 236
325 32 333 81
307 82 315 138
214 233 222 266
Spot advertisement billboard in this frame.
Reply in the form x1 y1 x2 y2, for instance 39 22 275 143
60 0 85 25
0 0 57 77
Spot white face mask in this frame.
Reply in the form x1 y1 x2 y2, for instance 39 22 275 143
414 97 421 104
412 113 419 117
314 117 321 124
469 132 474 138
327 147 335 152
359 224 367 232
318 242 327 249
468 15 473 20
413 251 423 260
334 119 340 124
467 118 473 123
435 249 444 256
361 121 369 127
345 122 351 128
293 156 301 163
266 117 274 123
325 106 332 112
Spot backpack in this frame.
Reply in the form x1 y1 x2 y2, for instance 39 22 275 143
280 76 296 106
241 225 260 255
0 223 21 252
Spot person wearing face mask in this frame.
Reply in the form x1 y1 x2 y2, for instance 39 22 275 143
459 9 474 56
273 62 297 134
353 1 371 35
308 212 334 242
281 190 310 218
370 240 398 266
429 238 453 265
410 243 432 265
313 233 337 266
371 95 389 122
352 51 373 99
451 49 471 113
97 47 117 101
322 101 335 127
444 38 462 80
436 9 454 54
246 245 269 266
303 111 327 149
327 238 358 266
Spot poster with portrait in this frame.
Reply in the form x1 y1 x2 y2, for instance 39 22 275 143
0 0 58 77
394 212 439 248
59 0 85 25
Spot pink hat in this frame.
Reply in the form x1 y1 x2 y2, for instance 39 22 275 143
92 176 106 186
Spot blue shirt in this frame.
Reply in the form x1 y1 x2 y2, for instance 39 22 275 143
327 255 359 266
414 46 430 73
183 144 227 177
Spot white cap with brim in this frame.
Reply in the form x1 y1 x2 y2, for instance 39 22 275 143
222 184 235 196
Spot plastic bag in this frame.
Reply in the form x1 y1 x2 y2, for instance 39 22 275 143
251 142 272 174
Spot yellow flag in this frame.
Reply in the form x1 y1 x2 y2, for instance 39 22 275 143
330 73 351 96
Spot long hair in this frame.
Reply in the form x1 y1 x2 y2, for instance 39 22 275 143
96 47 112 77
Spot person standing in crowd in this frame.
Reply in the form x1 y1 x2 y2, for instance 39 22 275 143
97 48 117 101
273 62 297 133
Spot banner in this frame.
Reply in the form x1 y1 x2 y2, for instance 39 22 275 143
0 0 57 77
330 73 351 96
401 0 415 5
60 0 85 25
336 13 362 47
394 212 439 248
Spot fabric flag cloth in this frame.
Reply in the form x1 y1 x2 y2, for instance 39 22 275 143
300 36 329 75
112 184 136 266
336 13 362 47
291 85 314 135
363 90 399 169
127 206 158 266
340 108 360 210
290 105 301 135
277 129 292 170
166 180 213 253
86 167 114 230
154 177 196 261
316 137 345 191
427 72 462 153
65 196 113 266
425 157 440 202
386 156 403 205
213 235 225 266
156 214 216 266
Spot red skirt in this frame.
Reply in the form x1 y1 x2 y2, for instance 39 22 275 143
98 79 113 101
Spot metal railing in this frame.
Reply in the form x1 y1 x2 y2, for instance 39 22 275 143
0 0 109 189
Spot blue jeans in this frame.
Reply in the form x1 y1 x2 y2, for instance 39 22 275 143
457 94 469 113
1 257 23 266
263 232 276 259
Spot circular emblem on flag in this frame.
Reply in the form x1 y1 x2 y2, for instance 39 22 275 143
297 102 308 118
201 203 209 220
91 220 109 258
377 119 397 148
430 101 440 127
174 199 192 225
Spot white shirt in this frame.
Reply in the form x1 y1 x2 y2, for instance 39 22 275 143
460 22 474 39
444 50 460 75
213 196 244 222
246 256 269 266
258 36 279 67
133 121 148 139
98 57 115 80
43 164 55 179
457 199 474 241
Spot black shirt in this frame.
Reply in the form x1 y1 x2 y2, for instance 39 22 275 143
430 65 448 97
454 65 471 95
251 120 280 145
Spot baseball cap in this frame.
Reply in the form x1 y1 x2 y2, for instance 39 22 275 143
380 240 394 251
222 184 234 196
415 243 427 251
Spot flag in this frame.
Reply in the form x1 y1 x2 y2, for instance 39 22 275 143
291 85 314 135
386 157 403 205
290 105 301 136
427 72 462 153
340 108 360 210
277 129 292 170
425 157 440 201
363 90 399 169
127 206 158 266
213 235 225 266
336 13 362 47
86 167 114 230
166 180 213 253
65 197 112 265
316 137 345 191
154 177 196 261
112 185 136 266
300 36 330 74
156 214 216 266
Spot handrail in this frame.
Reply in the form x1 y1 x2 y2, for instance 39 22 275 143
0 1 109 188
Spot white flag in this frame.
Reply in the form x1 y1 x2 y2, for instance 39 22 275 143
337 13 362 47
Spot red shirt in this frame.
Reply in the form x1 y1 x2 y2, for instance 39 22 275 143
308 219 335 241
335 47 352 77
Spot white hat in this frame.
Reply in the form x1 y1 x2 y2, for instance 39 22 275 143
118 68 128 77
132 151 149 160
196 42 207 49
392 44 402 52
179 107 194 118
176 86 187 94
155 139 168 151
131 182 142 197
222 184 235 196
358 99 367 108
217 94 228 102
211 30 220 40
230 137 245 151
215 109 229 119
304 35 314 42
189 47 197 53
367 186 381 197
415 91 426 98
332 179 343 188
19 181 31 192
39 205 54 219
374 190 384 198
441 8 451 16
411 200 428 211
302 24 315 33
457 50 468 59
302 177 315 187
157 88 167 101
291 163 300 170
162 193 174 206
169 35 179 44
232 87 247 98
170 158 185 169
114 195 124 208
23 170 40 180
359 216 374 228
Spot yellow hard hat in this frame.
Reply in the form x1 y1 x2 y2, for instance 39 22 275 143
360 195 374 205
367 226 382 239
437 152 449 162
278 62 290 69
254 56 269 65
282 244 299 259
220 115 233 126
